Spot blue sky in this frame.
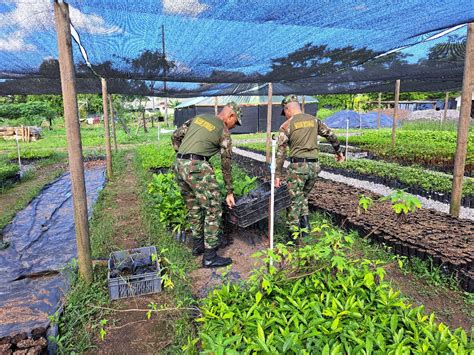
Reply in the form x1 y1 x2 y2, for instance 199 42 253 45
0 0 472 83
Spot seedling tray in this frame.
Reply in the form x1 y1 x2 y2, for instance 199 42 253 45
108 246 161 300
225 182 291 228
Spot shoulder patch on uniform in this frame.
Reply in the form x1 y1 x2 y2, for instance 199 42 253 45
293 120 315 129
194 117 216 132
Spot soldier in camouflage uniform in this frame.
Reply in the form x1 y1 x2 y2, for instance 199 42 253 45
275 95 344 241
172 102 242 268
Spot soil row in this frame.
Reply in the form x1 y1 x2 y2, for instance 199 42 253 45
233 153 474 292
238 146 474 208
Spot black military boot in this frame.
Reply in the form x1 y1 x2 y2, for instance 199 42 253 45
299 215 310 239
192 237 205 256
202 248 232 268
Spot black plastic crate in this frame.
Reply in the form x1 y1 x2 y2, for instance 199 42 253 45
225 182 291 228
108 246 161 300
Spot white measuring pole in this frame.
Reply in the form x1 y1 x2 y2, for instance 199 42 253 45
15 128 22 177
269 137 277 265
345 118 349 160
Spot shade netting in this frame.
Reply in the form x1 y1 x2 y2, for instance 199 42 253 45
0 1 472 96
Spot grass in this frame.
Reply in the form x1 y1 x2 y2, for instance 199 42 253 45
135 144 197 353
88 150 129 258
50 265 110 354
0 159 66 231
0 125 172 152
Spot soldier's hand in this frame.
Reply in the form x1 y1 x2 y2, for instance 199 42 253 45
275 177 281 188
335 152 345 163
226 193 235 209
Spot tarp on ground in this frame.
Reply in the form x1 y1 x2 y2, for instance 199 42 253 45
0 168 106 338
324 110 395 129
0 1 472 95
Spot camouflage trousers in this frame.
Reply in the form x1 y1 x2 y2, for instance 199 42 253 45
173 158 222 249
286 162 321 231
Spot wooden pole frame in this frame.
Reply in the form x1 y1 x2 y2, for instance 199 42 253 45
391 80 400 146
450 23 474 217
54 0 93 283
301 95 305 113
108 94 118 152
442 92 449 125
101 78 113 178
265 83 273 163
377 92 382 129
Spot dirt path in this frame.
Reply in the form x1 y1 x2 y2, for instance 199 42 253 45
89 153 175 354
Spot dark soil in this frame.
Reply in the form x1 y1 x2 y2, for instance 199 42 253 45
189 227 267 298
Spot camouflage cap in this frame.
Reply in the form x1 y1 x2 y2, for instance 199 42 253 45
281 94 299 115
227 101 242 126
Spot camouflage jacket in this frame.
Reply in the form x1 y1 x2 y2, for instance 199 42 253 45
172 118 234 194
275 116 341 178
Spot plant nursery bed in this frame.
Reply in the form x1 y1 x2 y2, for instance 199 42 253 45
233 153 474 292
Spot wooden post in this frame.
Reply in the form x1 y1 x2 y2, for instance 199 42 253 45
265 83 273 163
443 92 449 125
377 92 382 129
391 80 400 146
450 23 474 217
301 96 305 113
142 109 148 133
101 78 113 178
54 0 93 283
214 97 218 116
108 94 118 152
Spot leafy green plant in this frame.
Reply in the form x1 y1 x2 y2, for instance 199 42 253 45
381 190 422 215
192 222 473 353
0 160 19 187
147 172 188 232
136 143 175 170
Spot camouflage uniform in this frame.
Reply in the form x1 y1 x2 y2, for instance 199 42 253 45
276 96 341 231
172 114 234 249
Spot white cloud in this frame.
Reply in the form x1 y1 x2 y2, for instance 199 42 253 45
0 0 121 52
163 0 209 17
0 31 35 51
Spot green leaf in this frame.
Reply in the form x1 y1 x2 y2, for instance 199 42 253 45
257 322 265 342
364 272 374 288
255 291 263 304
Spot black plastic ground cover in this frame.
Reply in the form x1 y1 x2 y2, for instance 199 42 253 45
0 168 106 338
233 153 474 292
237 146 474 208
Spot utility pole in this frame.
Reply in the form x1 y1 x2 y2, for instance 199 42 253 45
54 0 93 283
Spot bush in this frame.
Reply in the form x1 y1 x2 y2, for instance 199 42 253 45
192 224 473 353
136 144 175 171
0 161 19 187
0 101 55 126
7 149 55 161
